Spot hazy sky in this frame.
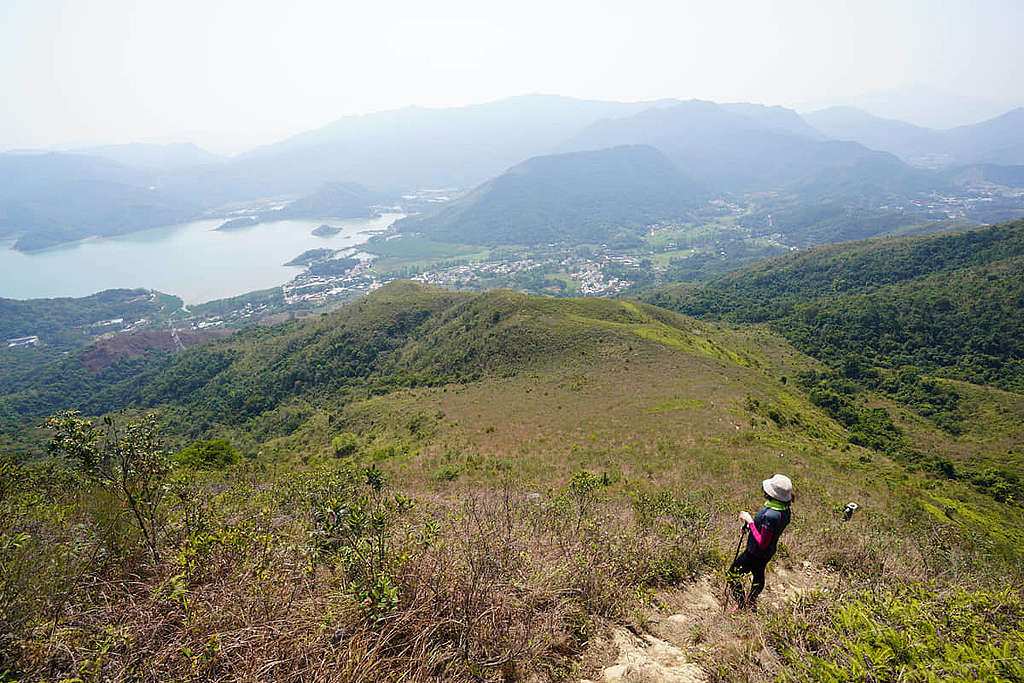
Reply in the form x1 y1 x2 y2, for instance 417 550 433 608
2 0 1022 154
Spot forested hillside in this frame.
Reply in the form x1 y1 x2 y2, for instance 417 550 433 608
737 201 930 248
397 145 700 245
643 220 1024 391
0 288 181 349
642 219 1024 510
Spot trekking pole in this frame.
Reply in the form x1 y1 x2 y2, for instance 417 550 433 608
723 523 748 612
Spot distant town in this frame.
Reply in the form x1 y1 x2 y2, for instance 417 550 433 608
7 181 1022 354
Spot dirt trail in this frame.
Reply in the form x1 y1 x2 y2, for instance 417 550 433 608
580 562 827 683
581 628 706 683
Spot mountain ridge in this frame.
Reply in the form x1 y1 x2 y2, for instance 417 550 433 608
396 144 701 245
805 105 1024 167
561 99 926 194
643 218 1024 392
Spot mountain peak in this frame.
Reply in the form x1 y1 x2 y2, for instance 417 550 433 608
396 144 699 246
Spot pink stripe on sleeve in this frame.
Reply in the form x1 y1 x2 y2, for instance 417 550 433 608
748 521 773 550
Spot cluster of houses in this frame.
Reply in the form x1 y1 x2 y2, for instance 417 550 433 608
7 335 38 348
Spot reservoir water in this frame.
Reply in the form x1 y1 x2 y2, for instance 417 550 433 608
0 214 401 304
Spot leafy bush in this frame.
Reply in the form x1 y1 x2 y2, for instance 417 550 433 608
434 463 461 481
768 584 1024 682
172 439 240 470
308 466 412 621
45 410 169 559
331 432 359 457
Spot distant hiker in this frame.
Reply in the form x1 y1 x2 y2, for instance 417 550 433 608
727 473 793 611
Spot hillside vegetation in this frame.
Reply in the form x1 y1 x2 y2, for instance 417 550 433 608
644 220 1024 391
643 220 1024 515
0 281 723 438
397 145 700 246
2 281 1023 680
0 289 181 348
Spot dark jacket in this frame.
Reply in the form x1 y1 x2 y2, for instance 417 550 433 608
745 503 790 559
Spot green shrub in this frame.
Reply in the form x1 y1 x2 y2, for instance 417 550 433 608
331 432 359 457
45 411 169 560
434 464 461 482
173 439 240 470
768 584 1024 682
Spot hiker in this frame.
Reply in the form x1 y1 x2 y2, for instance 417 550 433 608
727 473 793 611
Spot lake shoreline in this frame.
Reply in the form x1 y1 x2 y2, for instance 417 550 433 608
0 214 403 305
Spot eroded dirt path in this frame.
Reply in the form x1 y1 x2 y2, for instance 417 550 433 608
580 562 828 683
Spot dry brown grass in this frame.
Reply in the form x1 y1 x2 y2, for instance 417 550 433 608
6 468 727 682
5 318 1022 681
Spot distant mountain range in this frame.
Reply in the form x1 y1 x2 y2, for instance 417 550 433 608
224 95 661 195
805 105 1024 167
798 86 1021 130
0 152 202 251
560 100 926 194
4 94 1024 251
74 142 223 171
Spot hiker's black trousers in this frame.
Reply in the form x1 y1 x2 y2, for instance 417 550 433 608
728 550 769 606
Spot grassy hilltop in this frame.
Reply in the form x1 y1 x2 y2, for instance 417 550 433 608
2 280 1024 681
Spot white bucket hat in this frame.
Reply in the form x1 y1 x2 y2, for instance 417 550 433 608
762 474 793 502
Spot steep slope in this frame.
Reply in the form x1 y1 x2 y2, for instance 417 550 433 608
4 280 1023 682
396 145 700 246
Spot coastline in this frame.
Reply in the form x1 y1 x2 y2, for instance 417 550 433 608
0 214 403 304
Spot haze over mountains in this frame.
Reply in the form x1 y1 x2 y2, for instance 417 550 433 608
2 94 1024 251
396 145 701 246
798 86 1023 130
6 2 1024 678
805 105 1024 168
75 142 224 171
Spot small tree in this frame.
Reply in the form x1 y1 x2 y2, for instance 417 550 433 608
568 470 602 532
309 465 412 621
45 411 169 561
